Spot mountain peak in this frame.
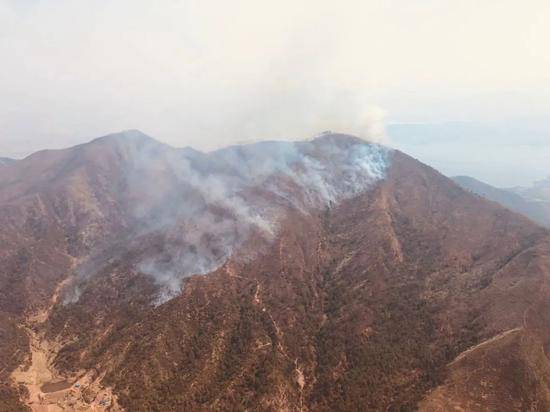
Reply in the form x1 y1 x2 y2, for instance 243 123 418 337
89 129 163 148
310 131 368 147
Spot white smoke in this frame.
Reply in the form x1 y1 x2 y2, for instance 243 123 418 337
66 131 392 305
118 134 392 303
363 106 389 144
309 104 389 145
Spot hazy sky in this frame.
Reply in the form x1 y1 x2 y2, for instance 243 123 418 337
1 0 550 186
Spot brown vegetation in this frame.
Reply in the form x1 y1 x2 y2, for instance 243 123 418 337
1 133 550 410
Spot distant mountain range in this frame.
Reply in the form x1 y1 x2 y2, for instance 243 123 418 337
453 175 550 227
0 157 15 166
510 176 550 203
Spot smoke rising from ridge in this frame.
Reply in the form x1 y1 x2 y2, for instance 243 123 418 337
3 0 550 191
135 134 391 303
63 132 391 304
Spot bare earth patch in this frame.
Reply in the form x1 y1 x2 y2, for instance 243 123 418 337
11 275 123 411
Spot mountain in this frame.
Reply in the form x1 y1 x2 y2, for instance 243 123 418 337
510 176 550 203
0 157 15 166
453 175 550 227
1 131 550 411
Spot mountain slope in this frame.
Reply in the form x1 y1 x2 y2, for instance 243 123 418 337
0 157 15 167
511 176 550 203
453 175 550 227
1 131 390 410
60 150 549 411
1 131 550 411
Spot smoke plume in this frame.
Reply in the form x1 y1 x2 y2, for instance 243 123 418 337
64 131 392 305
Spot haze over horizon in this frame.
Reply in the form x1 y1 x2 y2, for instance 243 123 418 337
2 0 550 186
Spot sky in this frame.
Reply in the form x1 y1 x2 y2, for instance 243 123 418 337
1 0 550 186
